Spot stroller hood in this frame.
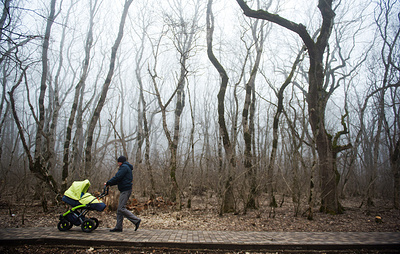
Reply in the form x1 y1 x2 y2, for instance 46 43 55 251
64 179 103 204
64 179 91 200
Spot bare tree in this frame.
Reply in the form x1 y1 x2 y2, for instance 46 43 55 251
0 0 12 165
237 0 352 214
131 2 157 199
149 0 202 206
0 0 46 201
263 45 306 215
374 0 400 209
59 0 88 193
8 0 60 206
84 0 133 177
242 0 270 211
207 0 236 214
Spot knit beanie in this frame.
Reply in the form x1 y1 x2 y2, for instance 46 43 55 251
117 156 127 163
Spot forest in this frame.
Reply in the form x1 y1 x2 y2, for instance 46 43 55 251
0 0 399 219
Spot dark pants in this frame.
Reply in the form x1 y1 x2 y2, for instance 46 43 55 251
115 189 140 229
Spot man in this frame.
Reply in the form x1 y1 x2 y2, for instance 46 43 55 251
106 156 141 232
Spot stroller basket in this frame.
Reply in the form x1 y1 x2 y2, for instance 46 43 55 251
65 211 81 226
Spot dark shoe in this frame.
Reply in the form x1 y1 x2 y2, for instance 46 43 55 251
135 220 141 231
110 228 122 232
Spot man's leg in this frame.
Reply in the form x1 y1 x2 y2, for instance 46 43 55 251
116 190 141 229
114 191 127 230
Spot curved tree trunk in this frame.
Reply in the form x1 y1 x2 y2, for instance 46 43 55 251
243 28 263 210
84 0 133 177
61 0 94 193
135 24 156 199
32 0 59 197
207 0 235 213
267 47 304 214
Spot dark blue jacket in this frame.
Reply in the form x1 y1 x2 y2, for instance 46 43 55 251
106 162 133 192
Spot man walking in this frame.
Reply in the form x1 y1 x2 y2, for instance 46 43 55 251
106 156 141 232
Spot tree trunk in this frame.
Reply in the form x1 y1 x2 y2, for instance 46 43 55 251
392 138 400 209
9 67 59 197
61 0 93 193
308 59 340 213
35 0 57 162
84 0 133 177
374 0 400 209
243 17 266 210
207 0 235 213
0 0 11 41
135 28 156 198
19 0 59 197
267 46 304 212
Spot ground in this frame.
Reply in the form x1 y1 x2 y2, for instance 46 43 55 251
0 194 399 253
1 194 399 232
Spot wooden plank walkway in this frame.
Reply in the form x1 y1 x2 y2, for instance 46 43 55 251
1 227 400 252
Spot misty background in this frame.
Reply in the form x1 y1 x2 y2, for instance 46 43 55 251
0 0 399 215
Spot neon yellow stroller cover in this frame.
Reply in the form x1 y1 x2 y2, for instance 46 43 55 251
64 179 102 204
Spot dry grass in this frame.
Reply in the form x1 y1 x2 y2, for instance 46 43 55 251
1 192 399 232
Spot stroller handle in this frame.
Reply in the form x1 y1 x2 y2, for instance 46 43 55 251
100 186 109 198
87 186 109 205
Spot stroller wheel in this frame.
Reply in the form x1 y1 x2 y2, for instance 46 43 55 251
81 218 95 233
90 217 99 230
58 219 72 231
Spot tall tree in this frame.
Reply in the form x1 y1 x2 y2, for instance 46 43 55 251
8 0 60 203
374 0 400 209
62 0 98 192
266 46 305 215
242 6 269 210
150 0 201 206
237 0 346 213
207 0 236 213
84 0 133 177
132 2 156 199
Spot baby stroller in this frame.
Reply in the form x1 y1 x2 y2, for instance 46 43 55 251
58 179 108 233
